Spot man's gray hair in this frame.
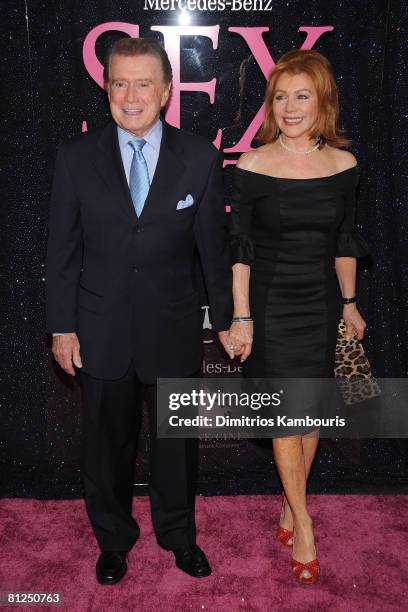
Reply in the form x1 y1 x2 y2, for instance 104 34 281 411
103 37 173 84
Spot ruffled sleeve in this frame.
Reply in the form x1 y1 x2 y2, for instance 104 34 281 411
336 167 371 258
229 168 255 265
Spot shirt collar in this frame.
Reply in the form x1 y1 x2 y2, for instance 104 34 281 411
117 119 163 153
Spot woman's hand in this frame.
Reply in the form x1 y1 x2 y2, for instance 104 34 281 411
228 321 253 362
343 304 367 340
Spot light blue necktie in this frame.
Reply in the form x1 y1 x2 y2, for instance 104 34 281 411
129 138 150 217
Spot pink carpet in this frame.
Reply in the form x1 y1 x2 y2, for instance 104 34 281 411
1 495 407 611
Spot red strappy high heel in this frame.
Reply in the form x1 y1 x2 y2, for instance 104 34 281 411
291 557 320 584
276 492 293 548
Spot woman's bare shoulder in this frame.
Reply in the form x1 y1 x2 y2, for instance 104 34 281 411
236 151 255 170
236 143 277 171
326 146 358 171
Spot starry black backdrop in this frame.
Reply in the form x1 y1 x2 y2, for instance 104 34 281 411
1 0 407 498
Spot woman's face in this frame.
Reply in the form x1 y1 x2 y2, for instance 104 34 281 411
272 72 319 140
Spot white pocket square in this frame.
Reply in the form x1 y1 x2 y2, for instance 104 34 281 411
176 194 194 209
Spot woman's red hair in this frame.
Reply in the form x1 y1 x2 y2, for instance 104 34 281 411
257 49 350 148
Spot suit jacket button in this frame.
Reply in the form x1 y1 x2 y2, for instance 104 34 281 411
133 265 139 272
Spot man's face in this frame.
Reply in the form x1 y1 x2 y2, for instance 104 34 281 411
107 53 171 137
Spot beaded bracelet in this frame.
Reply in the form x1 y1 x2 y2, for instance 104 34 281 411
232 316 253 323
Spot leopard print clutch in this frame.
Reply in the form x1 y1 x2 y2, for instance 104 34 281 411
334 318 381 405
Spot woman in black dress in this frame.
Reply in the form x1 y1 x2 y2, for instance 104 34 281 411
229 49 370 584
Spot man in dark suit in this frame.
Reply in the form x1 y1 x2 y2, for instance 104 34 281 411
46 37 233 584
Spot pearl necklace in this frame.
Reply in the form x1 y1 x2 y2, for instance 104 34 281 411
279 133 320 155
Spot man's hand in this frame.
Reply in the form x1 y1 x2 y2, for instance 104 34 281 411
218 330 235 360
52 333 82 376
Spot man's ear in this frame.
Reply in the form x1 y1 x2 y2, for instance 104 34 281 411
162 82 172 107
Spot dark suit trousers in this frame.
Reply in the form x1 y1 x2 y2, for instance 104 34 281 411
79 363 198 552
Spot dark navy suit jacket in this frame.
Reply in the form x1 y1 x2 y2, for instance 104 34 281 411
46 120 232 382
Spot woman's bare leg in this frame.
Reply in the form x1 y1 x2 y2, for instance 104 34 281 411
279 430 320 536
273 432 319 579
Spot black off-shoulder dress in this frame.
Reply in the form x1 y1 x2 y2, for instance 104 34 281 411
230 165 371 431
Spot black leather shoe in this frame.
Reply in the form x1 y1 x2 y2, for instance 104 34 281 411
173 544 212 578
96 551 128 585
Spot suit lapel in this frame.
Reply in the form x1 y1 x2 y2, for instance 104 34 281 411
94 121 136 221
139 121 186 222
